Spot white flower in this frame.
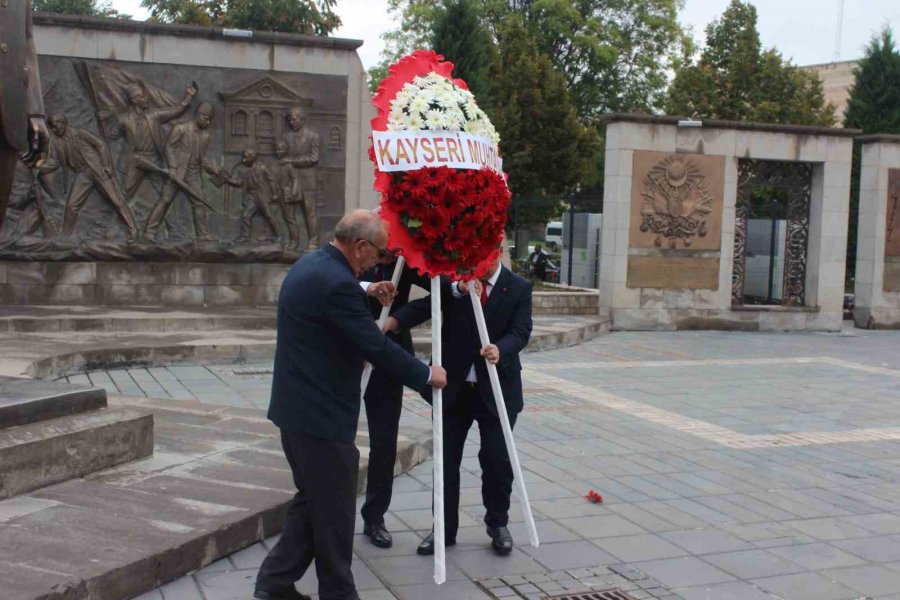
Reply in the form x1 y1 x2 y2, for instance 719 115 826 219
386 72 501 145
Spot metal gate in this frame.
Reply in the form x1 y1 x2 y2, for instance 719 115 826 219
732 159 812 307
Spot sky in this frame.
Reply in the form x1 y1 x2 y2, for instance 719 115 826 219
111 0 900 71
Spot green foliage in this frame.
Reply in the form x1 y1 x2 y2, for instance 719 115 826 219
486 0 690 119
141 0 341 35
843 27 900 287
371 0 687 118
666 0 835 126
431 0 497 112
844 27 900 133
491 17 596 225
33 0 125 18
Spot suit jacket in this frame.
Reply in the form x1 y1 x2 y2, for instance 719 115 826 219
55 125 109 178
0 2 44 150
164 121 213 181
284 126 319 199
393 266 533 417
362 261 430 354
268 244 431 442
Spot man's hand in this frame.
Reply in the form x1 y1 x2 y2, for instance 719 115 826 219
480 344 500 364
383 316 400 333
367 281 397 307
458 279 483 296
429 366 448 388
186 81 199 96
21 117 49 168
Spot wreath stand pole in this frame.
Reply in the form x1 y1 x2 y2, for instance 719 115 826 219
467 285 540 548
360 256 406 397
431 276 447 583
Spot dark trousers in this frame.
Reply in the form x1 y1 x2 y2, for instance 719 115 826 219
144 168 210 240
442 383 518 541
0 138 20 232
360 368 404 526
257 431 360 600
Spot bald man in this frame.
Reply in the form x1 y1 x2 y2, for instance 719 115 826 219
256 210 447 600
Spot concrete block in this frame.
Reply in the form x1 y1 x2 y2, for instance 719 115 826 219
173 265 206 286
0 407 153 499
205 285 257 306
823 161 852 190
611 285 641 309
97 31 144 62
44 285 96 305
160 286 205 306
6 263 47 285
663 289 696 309
805 311 843 332
205 264 253 286
0 377 106 429
758 310 809 332
639 288 664 309
796 135 828 162
675 127 736 157
44 263 97 285
621 123 677 153
0 263 6 284
611 308 660 330
250 264 290 287
826 137 854 162
97 263 175 285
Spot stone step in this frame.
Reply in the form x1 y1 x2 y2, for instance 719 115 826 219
0 376 107 429
0 407 153 499
0 394 432 600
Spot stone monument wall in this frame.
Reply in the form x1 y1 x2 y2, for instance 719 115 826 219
600 114 856 332
854 135 900 328
0 14 377 305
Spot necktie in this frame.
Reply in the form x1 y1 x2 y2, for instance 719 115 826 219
480 281 489 307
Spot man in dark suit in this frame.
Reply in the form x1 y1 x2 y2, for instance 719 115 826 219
1 1 50 230
387 257 533 556
529 244 549 281
255 210 447 600
358 257 429 548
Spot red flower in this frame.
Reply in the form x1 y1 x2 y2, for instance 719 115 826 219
585 490 604 504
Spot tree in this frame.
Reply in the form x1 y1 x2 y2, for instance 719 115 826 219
431 0 497 112
371 0 688 119
33 0 125 18
666 0 834 126
141 0 341 35
491 17 595 226
843 27 900 286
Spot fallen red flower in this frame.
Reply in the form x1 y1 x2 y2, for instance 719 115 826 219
585 490 604 504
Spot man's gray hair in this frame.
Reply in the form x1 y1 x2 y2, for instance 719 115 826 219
334 209 384 244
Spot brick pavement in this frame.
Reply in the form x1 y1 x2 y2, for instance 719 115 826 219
131 326 900 599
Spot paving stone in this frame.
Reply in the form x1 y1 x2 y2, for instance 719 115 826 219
751 571 858 600
557 514 647 539
520 540 618 570
630 556 736 588
822 564 900 597
660 529 754 555
675 581 777 600
596 534 689 563
700 549 805 579
154 577 204 599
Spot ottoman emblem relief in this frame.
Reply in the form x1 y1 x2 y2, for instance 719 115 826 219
639 155 714 248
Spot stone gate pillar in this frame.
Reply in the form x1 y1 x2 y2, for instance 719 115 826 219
854 135 900 328
599 114 857 332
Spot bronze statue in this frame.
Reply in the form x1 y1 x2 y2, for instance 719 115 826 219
48 113 139 244
104 81 197 200
284 106 320 250
0 1 50 230
272 140 302 250
228 148 282 244
143 102 220 242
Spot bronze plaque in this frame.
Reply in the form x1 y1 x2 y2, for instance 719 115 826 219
630 151 725 251
886 168 900 258
626 255 720 289
884 257 900 292
0 56 348 263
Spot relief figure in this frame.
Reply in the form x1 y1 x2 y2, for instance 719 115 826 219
49 113 138 244
284 106 320 250
227 148 282 244
143 102 221 243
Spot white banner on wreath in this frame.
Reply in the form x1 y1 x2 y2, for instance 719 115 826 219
372 130 503 174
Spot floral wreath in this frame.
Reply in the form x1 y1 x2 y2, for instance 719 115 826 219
370 50 511 279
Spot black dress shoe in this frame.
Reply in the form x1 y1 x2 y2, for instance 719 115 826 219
486 525 513 555
416 531 456 555
253 587 311 600
363 522 393 548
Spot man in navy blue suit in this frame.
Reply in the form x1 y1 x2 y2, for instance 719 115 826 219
387 257 533 556
255 210 447 600
358 257 430 549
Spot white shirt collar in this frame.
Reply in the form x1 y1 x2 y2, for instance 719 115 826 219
483 265 502 288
